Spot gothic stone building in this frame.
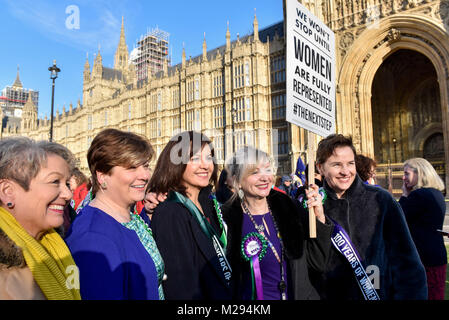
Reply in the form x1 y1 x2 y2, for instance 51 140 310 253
5 1 449 193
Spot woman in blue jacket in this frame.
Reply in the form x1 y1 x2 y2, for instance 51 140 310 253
65 129 164 300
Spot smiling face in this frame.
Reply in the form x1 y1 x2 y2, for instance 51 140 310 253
102 162 151 208
403 165 418 189
12 154 72 239
182 144 214 196
318 146 356 198
239 161 274 200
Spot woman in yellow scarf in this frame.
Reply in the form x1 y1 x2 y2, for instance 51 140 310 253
0 137 81 300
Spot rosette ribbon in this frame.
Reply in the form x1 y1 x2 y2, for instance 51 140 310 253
241 232 268 300
300 187 327 209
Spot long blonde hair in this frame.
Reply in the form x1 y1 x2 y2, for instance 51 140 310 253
403 158 445 191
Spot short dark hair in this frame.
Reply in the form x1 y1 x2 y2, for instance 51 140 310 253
355 154 377 182
88 128 154 194
148 131 218 196
316 134 357 165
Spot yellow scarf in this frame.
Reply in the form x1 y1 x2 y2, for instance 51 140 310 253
0 207 81 300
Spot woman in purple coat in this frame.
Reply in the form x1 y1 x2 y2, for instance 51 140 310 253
222 146 332 300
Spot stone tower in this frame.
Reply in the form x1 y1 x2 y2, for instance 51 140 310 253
21 93 37 132
114 16 129 72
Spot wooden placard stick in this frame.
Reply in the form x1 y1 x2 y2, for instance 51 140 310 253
307 131 317 238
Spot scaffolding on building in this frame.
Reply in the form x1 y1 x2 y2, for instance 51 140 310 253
0 86 39 118
131 27 170 81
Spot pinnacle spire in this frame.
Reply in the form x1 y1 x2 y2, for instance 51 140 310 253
203 32 207 61
13 65 23 88
84 52 90 68
182 44 186 68
253 8 259 41
120 16 126 44
114 16 129 70
226 21 231 50
23 92 35 112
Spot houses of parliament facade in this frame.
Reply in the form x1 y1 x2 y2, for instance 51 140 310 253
3 0 449 191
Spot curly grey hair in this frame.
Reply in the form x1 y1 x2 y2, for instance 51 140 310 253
0 137 75 192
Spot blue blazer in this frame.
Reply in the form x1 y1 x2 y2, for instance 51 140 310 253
65 205 159 300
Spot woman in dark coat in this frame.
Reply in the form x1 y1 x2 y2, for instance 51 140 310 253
223 146 333 300
312 134 427 300
400 157 447 300
148 131 232 300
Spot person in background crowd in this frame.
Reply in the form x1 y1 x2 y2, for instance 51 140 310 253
311 134 427 300
223 146 332 300
355 154 378 186
216 169 234 204
148 131 232 300
294 163 323 204
69 168 90 212
0 137 81 300
399 157 447 300
277 175 294 197
65 128 164 300
272 184 287 195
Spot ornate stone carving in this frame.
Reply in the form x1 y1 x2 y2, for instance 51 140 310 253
386 28 402 42
416 4 432 15
339 32 355 49
438 0 449 26
352 52 372 146
338 32 355 59
330 0 434 32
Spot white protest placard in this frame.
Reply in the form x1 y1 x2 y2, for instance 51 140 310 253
286 0 336 137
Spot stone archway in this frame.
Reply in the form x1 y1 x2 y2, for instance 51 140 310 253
371 49 442 165
337 14 449 191
424 132 445 161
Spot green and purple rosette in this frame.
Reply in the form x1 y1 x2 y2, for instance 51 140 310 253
241 232 268 300
300 187 327 209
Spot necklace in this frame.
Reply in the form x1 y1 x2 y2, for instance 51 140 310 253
241 201 287 300
94 197 132 223
130 211 153 236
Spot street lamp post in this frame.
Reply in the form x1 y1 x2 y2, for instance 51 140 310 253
392 137 397 163
48 60 60 142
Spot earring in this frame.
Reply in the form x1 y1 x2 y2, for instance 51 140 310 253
238 188 245 200
101 182 107 189
6 202 14 209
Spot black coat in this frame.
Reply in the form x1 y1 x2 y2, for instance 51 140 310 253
151 187 232 300
222 189 333 300
313 176 427 300
399 188 447 267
